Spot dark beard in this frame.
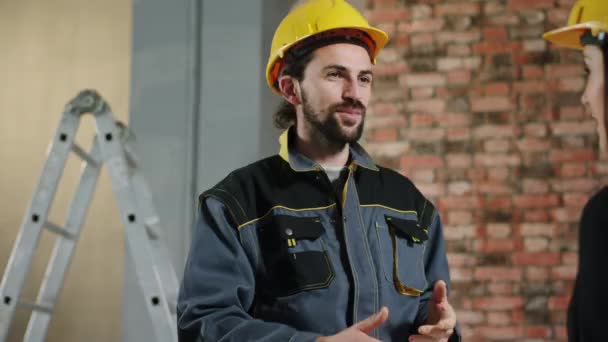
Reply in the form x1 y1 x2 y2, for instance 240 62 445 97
301 91 366 150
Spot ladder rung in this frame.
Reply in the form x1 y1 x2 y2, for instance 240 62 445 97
18 300 53 314
44 221 75 240
71 143 99 167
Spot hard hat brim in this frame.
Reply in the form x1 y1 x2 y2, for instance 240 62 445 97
544 22 608 50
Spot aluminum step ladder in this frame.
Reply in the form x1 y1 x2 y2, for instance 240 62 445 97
0 90 179 342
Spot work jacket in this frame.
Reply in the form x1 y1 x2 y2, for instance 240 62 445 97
177 129 459 341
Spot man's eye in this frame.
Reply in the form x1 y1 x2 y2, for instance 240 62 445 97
360 76 372 84
327 71 341 78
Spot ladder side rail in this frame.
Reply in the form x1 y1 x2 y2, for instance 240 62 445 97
23 139 103 342
0 111 81 341
93 105 177 342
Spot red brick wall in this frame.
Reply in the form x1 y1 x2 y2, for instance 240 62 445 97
363 0 608 340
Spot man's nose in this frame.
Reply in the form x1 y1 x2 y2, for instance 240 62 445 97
343 80 361 101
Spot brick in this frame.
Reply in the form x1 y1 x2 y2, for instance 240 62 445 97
399 18 445 33
548 296 570 310
523 39 547 52
371 103 399 116
551 266 577 280
522 65 544 79
487 311 512 325
513 81 547 93
401 73 446 88
417 183 445 197
512 252 561 266
521 218 553 232
524 237 549 252
409 33 432 46
486 196 512 210
516 138 551 152
473 125 516 139
456 310 484 325
558 163 586 178
484 1 505 15
514 195 559 208
483 27 508 40
509 0 554 10
471 96 514 112
440 113 471 127
551 121 597 136
550 207 582 224
522 179 549 194
447 44 471 56
368 8 409 22
446 127 471 141
562 252 577 265
487 223 511 238
560 106 585 120
487 167 510 181
546 64 585 78
447 70 471 85
523 209 550 222
447 210 473 225
373 62 408 77
474 41 521 54
435 2 480 16
450 267 473 282
475 267 522 281
369 127 398 142
484 139 511 153
411 4 432 19
406 128 446 142
487 14 520 26
473 296 524 310
447 253 476 267
551 178 598 192
400 154 444 169
366 115 407 129
439 196 484 210
474 154 521 167
477 326 523 339
437 57 463 71
448 181 472 195
478 182 513 195
443 225 477 239
480 239 516 253
526 326 552 338
555 77 585 92
526 266 549 281
488 283 515 295
436 30 481 44
446 154 472 168
564 193 589 207
523 123 547 137
411 87 434 100
411 169 435 183
484 82 510 95
406 99 446 114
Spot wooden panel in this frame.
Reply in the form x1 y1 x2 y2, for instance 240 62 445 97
0 1 131 341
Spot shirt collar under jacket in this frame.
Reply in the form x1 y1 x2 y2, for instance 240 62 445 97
278 127 379 172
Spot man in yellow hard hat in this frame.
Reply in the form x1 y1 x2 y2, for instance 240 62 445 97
544 0 608 340
177 1 458 341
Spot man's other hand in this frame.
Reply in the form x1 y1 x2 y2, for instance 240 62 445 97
409 280 456 342
317 307 389 342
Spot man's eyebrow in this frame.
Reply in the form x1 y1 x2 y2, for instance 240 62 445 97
322 65 373 76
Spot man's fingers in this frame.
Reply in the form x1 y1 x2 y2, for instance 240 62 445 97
408 334 448 342
352 307 389 335
418 320 455 339
432 280 448 304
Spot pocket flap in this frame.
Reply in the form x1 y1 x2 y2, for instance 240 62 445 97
273 215 324 240
384 215 429 242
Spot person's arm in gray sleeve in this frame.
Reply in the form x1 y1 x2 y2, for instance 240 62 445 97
176 197 322 342
415 212 461 342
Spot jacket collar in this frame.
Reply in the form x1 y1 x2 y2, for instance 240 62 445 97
278 127 379 172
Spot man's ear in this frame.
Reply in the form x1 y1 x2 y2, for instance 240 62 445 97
278 76 302 106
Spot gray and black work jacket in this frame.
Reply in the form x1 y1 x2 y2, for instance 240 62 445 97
177 129 460 341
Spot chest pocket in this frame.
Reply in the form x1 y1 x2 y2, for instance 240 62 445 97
376 215 428 296
258 215 335 297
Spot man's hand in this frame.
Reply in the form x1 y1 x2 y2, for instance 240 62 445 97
409 280 456 342
317 307 389 342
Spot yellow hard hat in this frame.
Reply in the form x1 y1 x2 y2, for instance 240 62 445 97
543 0 608 50
266 0 389 94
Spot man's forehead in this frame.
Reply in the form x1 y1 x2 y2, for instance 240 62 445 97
311 43 373 70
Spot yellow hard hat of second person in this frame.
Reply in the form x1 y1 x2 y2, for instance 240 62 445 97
266 0 389 94
543 0 608 49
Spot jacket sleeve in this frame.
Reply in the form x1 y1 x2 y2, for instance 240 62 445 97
414 211 461 342
177 197 322 342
